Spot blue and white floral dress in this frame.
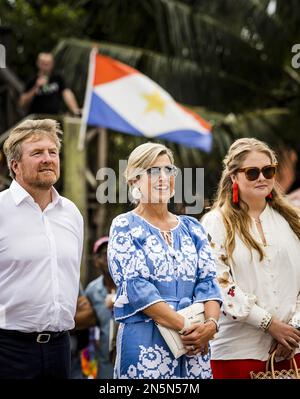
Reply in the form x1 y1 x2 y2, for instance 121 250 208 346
108 211 222 379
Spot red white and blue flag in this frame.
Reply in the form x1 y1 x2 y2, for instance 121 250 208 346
79 49 212 151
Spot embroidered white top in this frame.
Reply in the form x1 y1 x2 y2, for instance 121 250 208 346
201 204 300 361
0 180 84 332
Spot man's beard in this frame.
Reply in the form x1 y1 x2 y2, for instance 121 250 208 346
27 171 59 190
35 177 58 189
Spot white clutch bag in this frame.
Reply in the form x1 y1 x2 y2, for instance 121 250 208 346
156 303 205 359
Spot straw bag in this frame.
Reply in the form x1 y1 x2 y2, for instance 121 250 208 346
250 351 300 379
156 303 205 359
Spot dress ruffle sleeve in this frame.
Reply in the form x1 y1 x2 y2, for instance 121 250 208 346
181 216 222 305
108 215 163 322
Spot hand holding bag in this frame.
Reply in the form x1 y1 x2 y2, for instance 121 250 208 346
156 303 205 359
250 351 300 379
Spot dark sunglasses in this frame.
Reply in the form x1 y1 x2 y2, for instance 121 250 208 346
146 165 178 178
237 164 277 181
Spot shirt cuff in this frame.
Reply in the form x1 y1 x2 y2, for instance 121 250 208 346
289 313 300 329
245 304 272 330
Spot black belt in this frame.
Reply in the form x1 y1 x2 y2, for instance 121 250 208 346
0 328 67 343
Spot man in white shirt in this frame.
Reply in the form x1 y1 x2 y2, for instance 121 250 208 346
0 119 84 379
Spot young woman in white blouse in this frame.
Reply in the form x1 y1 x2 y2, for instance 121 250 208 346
201 137 300 379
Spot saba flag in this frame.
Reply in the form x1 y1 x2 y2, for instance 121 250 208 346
79 49 212 151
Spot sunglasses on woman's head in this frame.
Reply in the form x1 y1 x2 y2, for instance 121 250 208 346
146 165 178 178
237 165 277 181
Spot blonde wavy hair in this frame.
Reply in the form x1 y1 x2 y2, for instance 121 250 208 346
212 137 300 261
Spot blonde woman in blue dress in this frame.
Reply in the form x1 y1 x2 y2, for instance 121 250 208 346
108 142 222 379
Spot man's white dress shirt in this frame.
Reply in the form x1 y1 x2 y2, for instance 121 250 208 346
202 204 300 361
0 180 83 332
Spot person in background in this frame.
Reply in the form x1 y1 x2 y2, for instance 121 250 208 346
201 137 300 379
275 146 300 208
19 52 81 116
0 149 9 191
275 146 298 196
84 236 116 379
0 119 83 378
70 286 97 379
108 142 222 379
287 188 300 208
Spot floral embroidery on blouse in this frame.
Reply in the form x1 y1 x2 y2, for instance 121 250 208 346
202 210 264 323
228 286 236 297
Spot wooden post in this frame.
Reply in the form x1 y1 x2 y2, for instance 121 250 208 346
63 116 88 285
96 127 108 238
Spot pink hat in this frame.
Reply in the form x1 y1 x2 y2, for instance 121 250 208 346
93 236 109 254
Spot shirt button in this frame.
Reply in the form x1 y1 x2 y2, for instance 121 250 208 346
273 291 277 294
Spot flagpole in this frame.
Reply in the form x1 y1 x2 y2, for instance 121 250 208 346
78 47 97 151
96 127 108 238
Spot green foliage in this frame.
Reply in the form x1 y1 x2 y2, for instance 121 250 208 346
0 0 86 79
2 0 300 204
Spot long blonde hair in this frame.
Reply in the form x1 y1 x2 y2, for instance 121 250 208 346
212 138 300 261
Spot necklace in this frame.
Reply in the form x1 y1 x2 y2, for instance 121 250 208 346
254 218 261 224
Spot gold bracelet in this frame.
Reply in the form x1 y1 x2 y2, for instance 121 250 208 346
260 313 273 332
204 317 220 333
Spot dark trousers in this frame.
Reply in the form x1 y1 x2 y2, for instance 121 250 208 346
0 329 71 379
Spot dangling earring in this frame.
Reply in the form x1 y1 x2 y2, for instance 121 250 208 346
232 182 239 204
266 192 273 201
131 186 142 201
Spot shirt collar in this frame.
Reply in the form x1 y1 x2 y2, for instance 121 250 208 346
50 186 63 207
10 180 63 207
259 203 270 220
10 180 31 205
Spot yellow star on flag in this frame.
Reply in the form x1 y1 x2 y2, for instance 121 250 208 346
142 91 166 115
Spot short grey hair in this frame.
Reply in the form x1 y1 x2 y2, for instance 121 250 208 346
3 119 62 178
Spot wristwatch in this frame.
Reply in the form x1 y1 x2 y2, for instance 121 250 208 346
204 317 220 333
